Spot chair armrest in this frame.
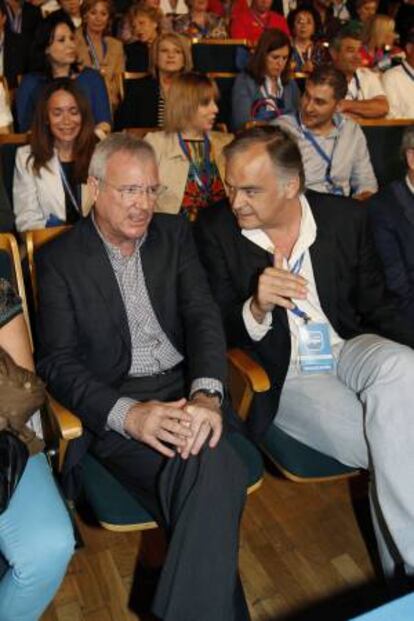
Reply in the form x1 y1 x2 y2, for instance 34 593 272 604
227 348 270 393
47 394 83 441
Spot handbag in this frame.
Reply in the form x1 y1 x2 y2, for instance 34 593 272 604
0 429 29 514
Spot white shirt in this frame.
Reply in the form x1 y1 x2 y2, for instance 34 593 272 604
382 62 414 119
242 195 343 370
346 67 386 101
160 0 188 14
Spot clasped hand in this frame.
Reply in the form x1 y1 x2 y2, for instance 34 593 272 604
251 250 308 321
124 395 222 459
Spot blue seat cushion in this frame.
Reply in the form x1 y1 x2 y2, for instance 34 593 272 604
262 425 357 479
81 432 263 527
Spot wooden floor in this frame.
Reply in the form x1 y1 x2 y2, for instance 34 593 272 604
41 469 389 621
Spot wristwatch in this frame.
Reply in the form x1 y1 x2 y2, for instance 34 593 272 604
192 388 222 404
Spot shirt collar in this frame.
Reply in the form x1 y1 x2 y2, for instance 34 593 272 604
241 194 317 265
297 111 345 137
91 210 146 264
406 175 414 195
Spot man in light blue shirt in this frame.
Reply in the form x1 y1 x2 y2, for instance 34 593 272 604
275 65 378 199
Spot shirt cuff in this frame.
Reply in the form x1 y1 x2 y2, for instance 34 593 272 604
242 297 272 341
106 397 136 438
190 378 223 403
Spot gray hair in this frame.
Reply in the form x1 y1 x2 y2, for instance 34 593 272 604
88 133 156 180
224 125 305 193
401 126 414 159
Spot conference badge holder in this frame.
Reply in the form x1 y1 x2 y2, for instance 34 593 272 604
298 322 335 374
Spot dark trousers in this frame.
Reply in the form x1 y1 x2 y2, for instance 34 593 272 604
89 369 250 621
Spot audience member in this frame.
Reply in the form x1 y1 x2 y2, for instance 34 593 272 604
0 0 30 88
276 66 377 197
230 0 290 44
58 0 82 27
330 28 389 118
231 28 300 130
195 124 414 585
115 32 192 129
123 4 162 71
369 127 414 323
355 0 378 25
174 0 228 38
76 0 125 109
308 0 342 40
35 132 251 621
288 5 321 72
0 276 74 621
145 72 232 218
16 11 112 135
14 80 96 231
3 0 42 37
361 14 400 70
382 27 414 118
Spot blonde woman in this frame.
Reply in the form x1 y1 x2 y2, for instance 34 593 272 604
124 4 163 71
145 71 233 220
115 32 192 129
361 14 401 70
76 0 125 108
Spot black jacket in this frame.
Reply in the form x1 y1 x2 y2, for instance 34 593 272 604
195 191 414 440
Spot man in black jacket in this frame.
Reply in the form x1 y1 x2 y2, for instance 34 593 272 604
36 134 250 621
195 125 414 585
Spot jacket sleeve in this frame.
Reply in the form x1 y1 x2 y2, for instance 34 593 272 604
13 147 47 232
15 74 38 132
36 250 122 436
231 73 255 131
369 200 414 323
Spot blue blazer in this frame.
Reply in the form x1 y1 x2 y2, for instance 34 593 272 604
369 179 414 324
231 72 301 131
15 68 112 132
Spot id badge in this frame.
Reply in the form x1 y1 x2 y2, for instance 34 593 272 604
298 322 334 374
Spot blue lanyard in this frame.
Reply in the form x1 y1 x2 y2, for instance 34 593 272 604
402 62 414 82
5 2 22 34
178 132 212 194
58 161 81 215
287 252 311 323
85 32 107 70
296 113 343 195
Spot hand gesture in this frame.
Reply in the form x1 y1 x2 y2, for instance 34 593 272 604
180 393 223 460
124 398 193 457
251 250 307 322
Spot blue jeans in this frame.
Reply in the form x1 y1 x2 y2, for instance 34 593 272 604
0 453 75 621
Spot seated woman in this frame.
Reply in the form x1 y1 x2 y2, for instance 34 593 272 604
76 0 125 109
16 10 111 137
124 3 163 71
231 28 300 131
145 71 232 220
115 31 192 129
361 14 402 71
369 127 414 324
0 275 75 621
13 80 96 232
288 5 321 73
174 0 228 39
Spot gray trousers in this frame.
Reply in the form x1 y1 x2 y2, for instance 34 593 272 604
274 334 414 579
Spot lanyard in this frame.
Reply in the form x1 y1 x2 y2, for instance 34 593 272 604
402 61 414 82
5 2 22 34
296 113 343 195
58 161 81 215
178 132 212 194
85 33 107 70
287 252 311 323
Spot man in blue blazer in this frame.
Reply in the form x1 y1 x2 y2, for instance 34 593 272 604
36 134 250 621
195 125 414 589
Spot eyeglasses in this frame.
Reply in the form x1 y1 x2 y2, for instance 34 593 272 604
98 179 167 202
